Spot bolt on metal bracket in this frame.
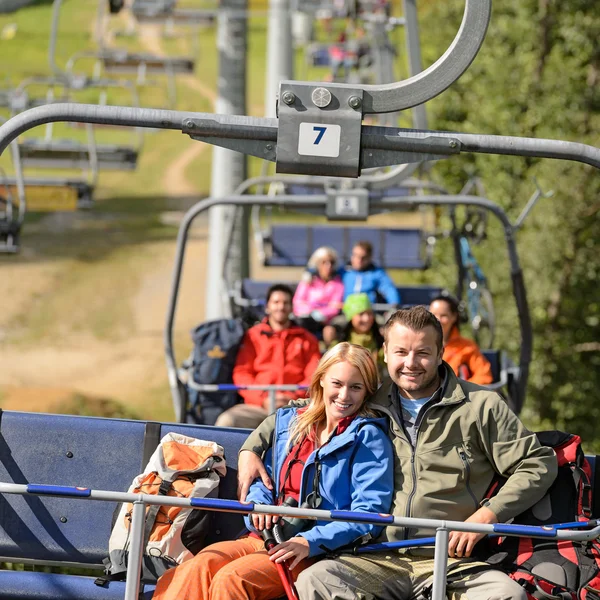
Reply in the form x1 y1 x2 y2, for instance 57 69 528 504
276 81 364 178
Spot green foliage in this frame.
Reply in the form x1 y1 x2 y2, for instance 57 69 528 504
423 0 600 448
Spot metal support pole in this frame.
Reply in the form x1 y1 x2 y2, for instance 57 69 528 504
123 500 146 600
268 388 276 414
205 0 248 320
402 0 428 130
430 527 450 600
49 0 65 78
265 0 293 119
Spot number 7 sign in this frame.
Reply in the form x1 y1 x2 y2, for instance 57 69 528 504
297 122 341 158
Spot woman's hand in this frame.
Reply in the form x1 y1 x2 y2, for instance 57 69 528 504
251 511 279 531
237 450 272 502
267 536 310 570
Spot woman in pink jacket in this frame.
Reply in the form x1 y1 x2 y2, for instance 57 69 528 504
293 246 344 343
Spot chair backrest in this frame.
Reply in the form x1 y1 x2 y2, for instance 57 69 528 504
396 285 443 307
0 410 249 566
482 349 501 383
266 225 427 270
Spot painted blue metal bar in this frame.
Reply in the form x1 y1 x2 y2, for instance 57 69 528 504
330 510 395 525
493 523 556 537
26 484 91 497
3 482 600 543
356 537 437 553
190 497 254 513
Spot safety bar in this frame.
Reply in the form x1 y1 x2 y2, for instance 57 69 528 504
165 193 532 419
181 381 308 414
1 481 599 600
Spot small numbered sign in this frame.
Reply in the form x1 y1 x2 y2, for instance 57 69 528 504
297 123 341 158
335 196 360 215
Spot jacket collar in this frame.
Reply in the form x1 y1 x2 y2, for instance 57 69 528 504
258 318 303 336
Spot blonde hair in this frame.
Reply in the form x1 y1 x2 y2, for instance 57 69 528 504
307 246 338 271
288 343 378 446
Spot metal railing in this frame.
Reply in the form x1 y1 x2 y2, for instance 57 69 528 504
1 481 598 600
181 382 309 414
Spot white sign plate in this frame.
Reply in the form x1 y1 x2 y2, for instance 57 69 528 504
335 195 360 215
297 123 341 158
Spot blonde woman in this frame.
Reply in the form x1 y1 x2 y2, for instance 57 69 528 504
152 343 393 600
293 246 344 340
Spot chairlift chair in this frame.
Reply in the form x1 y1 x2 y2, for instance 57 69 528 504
66 49 193 109
11 77 141 174
131 0 217 26
0 119 26 253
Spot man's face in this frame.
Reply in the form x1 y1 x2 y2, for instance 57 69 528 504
350 246 371 271
383 323 442 399
266 291 292 325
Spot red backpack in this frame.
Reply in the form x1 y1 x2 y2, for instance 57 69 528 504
484 431 600 600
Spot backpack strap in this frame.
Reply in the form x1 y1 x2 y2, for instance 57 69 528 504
141 422 162 471
142 479 173 548
571 464 593 519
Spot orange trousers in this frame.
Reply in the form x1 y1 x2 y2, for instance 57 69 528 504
152 535 311 600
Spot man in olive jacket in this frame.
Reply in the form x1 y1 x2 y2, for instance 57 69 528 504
237 306 557 600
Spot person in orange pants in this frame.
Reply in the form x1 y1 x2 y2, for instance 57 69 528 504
429 294 493 385
152 536 308 600
152 343 394 600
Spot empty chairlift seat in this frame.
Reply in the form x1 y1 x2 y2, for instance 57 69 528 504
18 139 138 171
2 177 94 211
101 51 195 75
132 0 216 24
265 224 429 270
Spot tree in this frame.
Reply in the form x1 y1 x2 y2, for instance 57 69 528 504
421 0 600 447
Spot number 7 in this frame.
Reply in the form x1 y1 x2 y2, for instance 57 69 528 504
313 126 327 145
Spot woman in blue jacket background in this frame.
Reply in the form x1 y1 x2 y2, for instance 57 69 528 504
153 343 393 600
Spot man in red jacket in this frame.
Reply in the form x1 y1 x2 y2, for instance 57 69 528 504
214 284 321 429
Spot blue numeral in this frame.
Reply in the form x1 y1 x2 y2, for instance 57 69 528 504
313 126 327 145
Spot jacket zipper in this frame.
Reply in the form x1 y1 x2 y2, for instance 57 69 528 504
458 447 479 510
403 400 441 538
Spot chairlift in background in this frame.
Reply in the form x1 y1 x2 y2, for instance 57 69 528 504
0 117 25 253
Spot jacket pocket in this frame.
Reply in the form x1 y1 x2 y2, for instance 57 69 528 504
457 445 479 511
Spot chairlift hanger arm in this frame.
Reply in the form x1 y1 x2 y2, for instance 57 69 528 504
0 103 599 175
308 0 492 114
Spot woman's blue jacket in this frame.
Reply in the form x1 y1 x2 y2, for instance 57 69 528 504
244 405 394 557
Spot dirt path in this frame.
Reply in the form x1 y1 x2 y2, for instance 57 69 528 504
0 22 217 420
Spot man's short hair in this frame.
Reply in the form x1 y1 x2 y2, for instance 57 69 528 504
266 283 294 304
383 305 444 351
353 240 373 257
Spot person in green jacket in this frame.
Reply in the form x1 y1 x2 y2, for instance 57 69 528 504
236 305 557 600
326 293 385 377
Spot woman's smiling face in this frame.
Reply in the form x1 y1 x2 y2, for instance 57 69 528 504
321 360 367 426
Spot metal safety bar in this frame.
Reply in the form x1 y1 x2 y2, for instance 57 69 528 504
1 481 599 600
182 382 308 414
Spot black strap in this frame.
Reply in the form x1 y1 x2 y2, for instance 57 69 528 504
143 480 173 548
593 456 600 519
141 422 161 471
